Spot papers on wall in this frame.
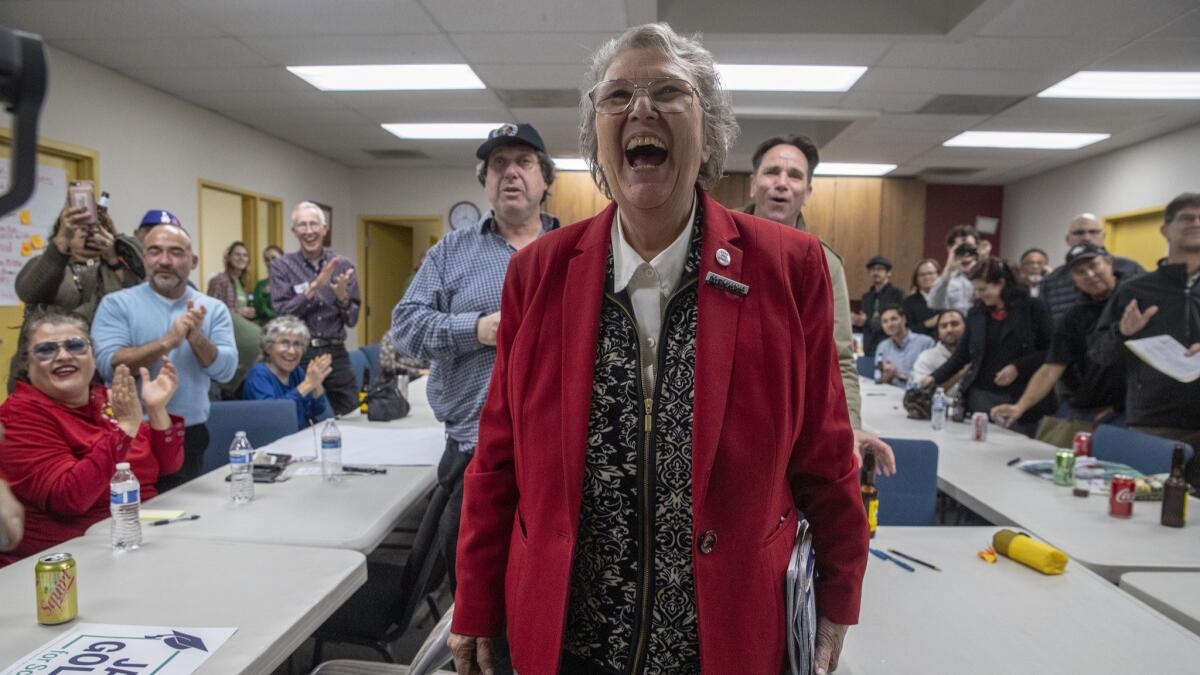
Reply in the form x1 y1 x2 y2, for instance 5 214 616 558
1125 335 1200 383
0 163 68 305
261 425 445 466
1 623 236 675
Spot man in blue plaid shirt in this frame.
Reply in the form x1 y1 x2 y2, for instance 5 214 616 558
391 123 559 586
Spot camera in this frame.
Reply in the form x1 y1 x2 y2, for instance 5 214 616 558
954 244 978 258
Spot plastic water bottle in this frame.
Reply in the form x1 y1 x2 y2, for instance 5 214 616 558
229 431 254 504
931 387 947 431
321 419 342 482
110 462 142 551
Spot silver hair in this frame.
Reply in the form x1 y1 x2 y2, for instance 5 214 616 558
579 23 739 197
291 201 327 227
260 316 311 359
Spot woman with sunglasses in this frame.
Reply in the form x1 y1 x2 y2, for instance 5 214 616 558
0 311 182 567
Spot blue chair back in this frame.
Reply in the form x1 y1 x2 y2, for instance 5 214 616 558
202 400 300 472
349 349 370 390
856 355 875 379
1092 425 1195 476
874 438 939 526
360 342 382 380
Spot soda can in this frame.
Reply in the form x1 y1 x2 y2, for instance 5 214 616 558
35 552 78 625
1109 475 1136 518
1053 451 1076 486
1073 431 1093 458
971 412 988 442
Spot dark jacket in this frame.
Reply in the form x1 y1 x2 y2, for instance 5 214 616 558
902 291 937 337
1041 254 1143 323
931 295 1056 420
1090 262 1200 429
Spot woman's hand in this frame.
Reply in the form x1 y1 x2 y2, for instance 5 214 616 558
993 364 1018 387
304 354 333 387
52 206 89 255
449 633 497 675
0 479 24 553
814 617 849 675
109 365 143 438
240 306 257 320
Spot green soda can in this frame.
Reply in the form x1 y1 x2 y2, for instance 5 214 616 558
1054 451 1076 486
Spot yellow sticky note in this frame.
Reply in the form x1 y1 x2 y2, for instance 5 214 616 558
19 210 31 225
30 234 44 249
20 241 32 257
140 510 186 522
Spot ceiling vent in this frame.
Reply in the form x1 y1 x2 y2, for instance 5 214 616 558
494 88 581 108
362 148 430 160
916 95 1023 116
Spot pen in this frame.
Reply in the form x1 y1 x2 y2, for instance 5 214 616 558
887 548 941 571
152 514 200 526
343 465 387 475
870 547 915 572
1007 457 1022 466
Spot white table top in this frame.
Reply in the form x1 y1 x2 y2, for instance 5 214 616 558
839 527 1200 674
84 378 441 554
860 379 1200 581
1121 572 1200 638
0 536 365 675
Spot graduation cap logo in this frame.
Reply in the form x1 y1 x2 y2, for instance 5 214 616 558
143 630 209 652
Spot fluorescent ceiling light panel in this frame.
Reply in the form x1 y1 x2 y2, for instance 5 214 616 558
382 123 502 140
1039 71 1200 99
813 163 896 176
288 64 485 91
553 158 590 171
716 64 866 92
944 131 1109 150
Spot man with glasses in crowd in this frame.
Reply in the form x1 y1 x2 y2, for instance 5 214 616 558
269 201 360 415
1041 213 1144 322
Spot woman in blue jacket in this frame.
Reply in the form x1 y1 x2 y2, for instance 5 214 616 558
243 316 331 428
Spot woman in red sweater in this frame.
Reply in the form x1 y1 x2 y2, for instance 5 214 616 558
0 311 182 567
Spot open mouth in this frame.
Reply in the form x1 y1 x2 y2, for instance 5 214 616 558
625 135 668 169
52 365 78 378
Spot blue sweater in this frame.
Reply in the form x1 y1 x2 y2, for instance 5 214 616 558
242 362 330 428
92 283 237 426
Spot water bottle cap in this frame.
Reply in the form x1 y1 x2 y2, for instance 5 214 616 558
116 462 130 470
234 431 247 438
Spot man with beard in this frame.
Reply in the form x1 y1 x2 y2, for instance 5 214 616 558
911 309 968 396
92 224 237 490
269 201 361 415
392 123 559 585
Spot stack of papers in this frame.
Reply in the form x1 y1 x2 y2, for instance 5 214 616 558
1125 335 1200 383
785 516 816 675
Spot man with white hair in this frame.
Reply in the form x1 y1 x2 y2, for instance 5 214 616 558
269 201 361 414
1040 213 1143 322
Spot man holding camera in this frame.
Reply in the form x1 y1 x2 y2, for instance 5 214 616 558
929 225 980 315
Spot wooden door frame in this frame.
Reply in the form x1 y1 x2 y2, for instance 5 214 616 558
197 179 283 283
356 214 439 346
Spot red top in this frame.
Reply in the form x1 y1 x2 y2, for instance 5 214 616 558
451 193 868 674
0 382 185 567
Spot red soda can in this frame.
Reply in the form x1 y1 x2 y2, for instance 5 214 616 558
1073 431 1093 457
971 412 988 442
1109 474 1135 518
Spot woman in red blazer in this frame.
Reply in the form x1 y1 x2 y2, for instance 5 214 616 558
450 24 868 675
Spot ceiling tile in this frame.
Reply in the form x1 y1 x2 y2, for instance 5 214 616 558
240 34 463 67
1088 38 1200 70
226 108 376 128
0 0 221 39
508 107 584 126
868 114 989 131
472 64 589 90
176 0 439 36
852 67 1065 95
449 32 613 65
53 37 270 70
699 34 892 66
1149 8 1200 39
879 37 1123 71
330 90 510 122
848 126 956 145
979 0 1198 39
421 0 627 33
122 67 310 93
196 89 347 111
837 92 935 113
812 140 932 164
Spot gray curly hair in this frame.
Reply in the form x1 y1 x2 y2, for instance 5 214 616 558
260 315 311 360
579 23 739 198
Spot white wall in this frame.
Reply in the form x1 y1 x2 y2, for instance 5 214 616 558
349 167 483 258
36 46 354 276
1002 122 1200 264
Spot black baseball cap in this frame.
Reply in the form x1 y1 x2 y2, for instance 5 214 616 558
475 123 547 160
866 255 893 271
1064 242 1109 269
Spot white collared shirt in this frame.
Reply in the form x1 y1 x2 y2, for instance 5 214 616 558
611 198 697 390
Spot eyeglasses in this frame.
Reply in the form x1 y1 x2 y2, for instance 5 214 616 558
1070 228 1104 237
589 78 697 115
31 337 90 362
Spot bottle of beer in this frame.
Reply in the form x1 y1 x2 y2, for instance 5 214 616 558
1161 444 1188 528
358 368 370 414
861 448 879 539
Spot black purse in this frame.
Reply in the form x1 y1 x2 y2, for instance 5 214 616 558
364 375 410 421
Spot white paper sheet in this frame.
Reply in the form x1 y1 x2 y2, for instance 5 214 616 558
1125 335 1200 383
260 425 445 466
2 623 236 675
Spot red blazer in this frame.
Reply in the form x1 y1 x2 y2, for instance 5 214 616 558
453 192 868 674
0 382 185 567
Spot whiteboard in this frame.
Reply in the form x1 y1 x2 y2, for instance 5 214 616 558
0 163 69 305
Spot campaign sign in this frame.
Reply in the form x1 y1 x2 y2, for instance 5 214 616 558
2 624 236 675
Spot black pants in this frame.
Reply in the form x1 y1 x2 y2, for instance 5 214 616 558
157 423 209 493
302 343 357 415
437 438 472 593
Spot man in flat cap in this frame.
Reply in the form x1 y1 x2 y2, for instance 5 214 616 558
391 123 559 586
853 255 905 358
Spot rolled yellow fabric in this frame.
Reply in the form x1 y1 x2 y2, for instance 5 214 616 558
992 529 1069 575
